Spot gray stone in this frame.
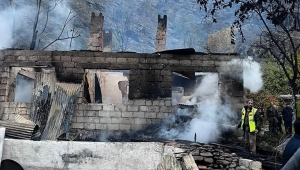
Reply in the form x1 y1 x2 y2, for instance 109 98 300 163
200 152 213 157
192 156 204 161
204 158 214 163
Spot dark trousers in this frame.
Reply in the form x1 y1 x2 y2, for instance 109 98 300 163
284 121 293 135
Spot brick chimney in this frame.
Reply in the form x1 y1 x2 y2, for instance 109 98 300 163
155 15 167 52
88 12 104 51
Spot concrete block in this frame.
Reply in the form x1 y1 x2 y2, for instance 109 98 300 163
98 111 111 117
122 112 134 118
122 118 134 124
133 112 145 118
17 103 30 108
76 117 89 123
145 100 152 106
78 104 88 111
157 59 168 64
179 60 192 66
115 104 127 111
105 57 117 63
161 70 172 76
120 124 131 130
116 58 127 63
158 100 165 106
168 59 179 65
134 118 147 125
103 104 115 111
72 123 84 129
95 124 107 130
100 117 112 123
74 111 84 117
131 124 143 130
88 117 100 123
0 96 5 102
148 106 160 112
165 101 172 107
127 105 139 112
88 104 103 111
139 106 148 112
8 102 17 107
1 114 9 120
15 108 27 115
160 106 172 113
60 56 71 62
145 112 157 118
63 62 75 67
4 108 15 114
0 84 7 90
133 99 146 105
151 119 161 124
157 113 169 118
110 111 122 117
107 124 120 130
111 118 123 124
152 100 159 105
84 111 97 117
83 123 96 130
123 100 134 105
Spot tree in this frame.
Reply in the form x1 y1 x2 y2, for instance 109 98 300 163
30 0 80 50
197 0 300 116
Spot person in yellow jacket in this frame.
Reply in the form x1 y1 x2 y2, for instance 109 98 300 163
237 99 262 154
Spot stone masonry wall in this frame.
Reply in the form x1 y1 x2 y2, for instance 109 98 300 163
0 50 243 133
72 99 171 131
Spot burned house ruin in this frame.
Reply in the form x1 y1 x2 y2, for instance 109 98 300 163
0 12 244 141
0 12 254 170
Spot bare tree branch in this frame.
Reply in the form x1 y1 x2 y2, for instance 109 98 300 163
42 10 80 50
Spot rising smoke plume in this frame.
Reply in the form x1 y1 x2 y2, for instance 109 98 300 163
158 73 238 143
157 59 263 143
219 57 263 93
0 7 18 48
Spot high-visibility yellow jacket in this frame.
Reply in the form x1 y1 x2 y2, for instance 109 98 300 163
241 107 258 132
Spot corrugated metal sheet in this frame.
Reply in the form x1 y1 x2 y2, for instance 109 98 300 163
30 71 56 134
40 83 81 140
12 114 35 125
0 120 36 140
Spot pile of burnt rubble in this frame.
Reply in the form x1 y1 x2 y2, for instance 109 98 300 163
160 140 282 170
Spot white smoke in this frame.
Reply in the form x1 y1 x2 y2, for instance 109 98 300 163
159 73 238 143
220 57 263 93
0 8 16 48
14 74 34 103
242 57 263 93
0 1 80 50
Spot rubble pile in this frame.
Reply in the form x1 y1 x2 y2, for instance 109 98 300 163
167 142 261 170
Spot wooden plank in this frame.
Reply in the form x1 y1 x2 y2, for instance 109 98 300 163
18 70 35 80
182 153 198 170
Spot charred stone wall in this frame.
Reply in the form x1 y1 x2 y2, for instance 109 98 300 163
0 50 243 134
